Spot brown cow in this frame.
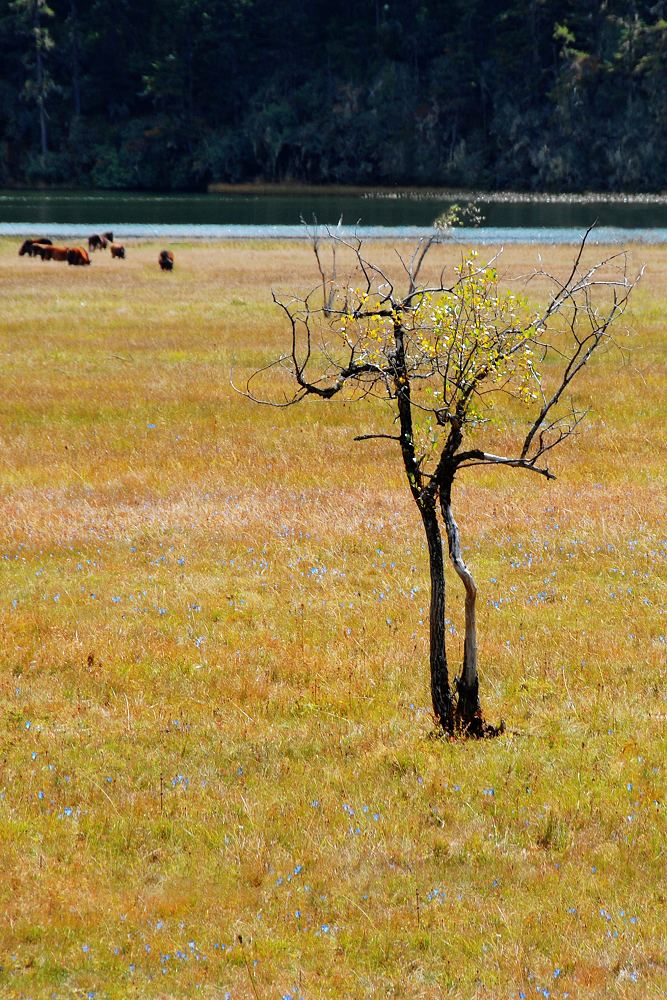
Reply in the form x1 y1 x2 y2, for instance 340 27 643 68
31 243 53 260
18 238 53 256
159 250 174 271
110 243 126 259
67 247 91 266
43 246 70 262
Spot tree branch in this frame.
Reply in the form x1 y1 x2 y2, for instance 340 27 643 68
456 450 557 480
354 433 402 442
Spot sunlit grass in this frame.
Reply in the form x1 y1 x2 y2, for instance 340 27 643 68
0 237 665 998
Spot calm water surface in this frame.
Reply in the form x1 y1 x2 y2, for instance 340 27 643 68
2 189 667 241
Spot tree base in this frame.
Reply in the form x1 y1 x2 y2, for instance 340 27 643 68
453 676 504 739
454 708 505 739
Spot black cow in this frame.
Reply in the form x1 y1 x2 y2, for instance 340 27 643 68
88 234 108 252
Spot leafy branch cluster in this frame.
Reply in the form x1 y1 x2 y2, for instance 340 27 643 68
254 229 636 491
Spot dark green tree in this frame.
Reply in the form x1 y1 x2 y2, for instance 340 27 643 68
11 0 56 160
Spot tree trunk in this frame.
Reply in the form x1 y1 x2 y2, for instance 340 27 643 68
391 317 453 732
35 32 48 157
69 0 82 119
420 501 454 733
37 67 48 157
440 481 485 735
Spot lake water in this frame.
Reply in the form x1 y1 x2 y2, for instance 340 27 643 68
2 189 667 242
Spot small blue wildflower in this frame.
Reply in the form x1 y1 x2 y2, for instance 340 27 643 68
321 924 329 934
38 791 44 800
31 751 37 760
64 806 73 817
25 721 31 729
82 944 90 953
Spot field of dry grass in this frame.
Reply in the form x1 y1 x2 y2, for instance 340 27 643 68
0 237 665 999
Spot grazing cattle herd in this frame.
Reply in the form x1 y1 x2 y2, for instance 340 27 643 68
17 234 174 271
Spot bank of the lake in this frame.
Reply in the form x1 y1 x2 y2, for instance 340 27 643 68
5 223 667 245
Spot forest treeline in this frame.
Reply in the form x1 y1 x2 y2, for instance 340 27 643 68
2 0 667 192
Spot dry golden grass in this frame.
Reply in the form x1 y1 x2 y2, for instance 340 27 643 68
0 237 665 998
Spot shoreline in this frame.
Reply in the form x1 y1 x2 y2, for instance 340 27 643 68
207 182 667 203
2 224 665 244
4 182 667 202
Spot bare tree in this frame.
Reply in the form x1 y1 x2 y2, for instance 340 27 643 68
241 226 641 736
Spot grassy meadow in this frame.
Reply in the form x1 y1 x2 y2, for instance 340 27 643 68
0 236 665 999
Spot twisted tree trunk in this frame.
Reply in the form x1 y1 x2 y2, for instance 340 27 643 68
440 480 486 736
